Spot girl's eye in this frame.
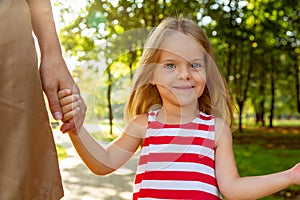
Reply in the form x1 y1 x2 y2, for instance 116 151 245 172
164 63 176 70
191 63 202 70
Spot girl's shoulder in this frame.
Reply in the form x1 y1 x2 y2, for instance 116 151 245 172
132 113 149 126
130 109 159 127
214 117 232 148
125 113 148 139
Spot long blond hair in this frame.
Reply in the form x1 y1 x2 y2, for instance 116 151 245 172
124 17 233 126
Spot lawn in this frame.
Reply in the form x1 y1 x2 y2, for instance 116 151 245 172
233 126 300 200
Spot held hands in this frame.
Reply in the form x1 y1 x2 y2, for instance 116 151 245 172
39 55 86 133
58 89 86 133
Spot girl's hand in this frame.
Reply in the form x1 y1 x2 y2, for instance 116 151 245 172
58 89 85 133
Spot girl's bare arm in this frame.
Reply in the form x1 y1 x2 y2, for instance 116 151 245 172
215 118 300 200
68 119 144 175
58 89 147 175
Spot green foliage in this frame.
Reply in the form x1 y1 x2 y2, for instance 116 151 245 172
55 0 300 128
88 10 107 29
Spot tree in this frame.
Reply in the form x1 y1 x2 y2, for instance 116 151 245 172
55 0 299 132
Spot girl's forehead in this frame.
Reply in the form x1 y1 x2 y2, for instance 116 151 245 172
159 32 206 60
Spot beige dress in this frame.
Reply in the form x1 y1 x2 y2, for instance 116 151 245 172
0 0 64 199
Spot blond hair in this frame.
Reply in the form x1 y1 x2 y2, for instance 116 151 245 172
124 17 233 126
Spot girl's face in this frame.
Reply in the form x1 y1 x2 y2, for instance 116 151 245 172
152 32 207 108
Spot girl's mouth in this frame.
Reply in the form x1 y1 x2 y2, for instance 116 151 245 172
173 86 195 91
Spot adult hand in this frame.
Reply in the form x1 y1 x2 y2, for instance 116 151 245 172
40 55 86 133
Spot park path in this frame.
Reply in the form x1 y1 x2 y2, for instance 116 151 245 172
53 128 139 200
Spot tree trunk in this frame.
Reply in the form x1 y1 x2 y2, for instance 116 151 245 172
238 102 244 132
295 63 300 113
225 44 233 82
269 57 276 128
107 66 113 135
255 80 266 126
129 50 137 81
269 75 275 128
236 44 253 131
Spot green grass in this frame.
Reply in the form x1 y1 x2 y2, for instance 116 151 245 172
234 145 300 199
237 118 300 129
56 144 67 160
233 126 300 199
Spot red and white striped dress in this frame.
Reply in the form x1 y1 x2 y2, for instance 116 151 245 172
133 110 221 200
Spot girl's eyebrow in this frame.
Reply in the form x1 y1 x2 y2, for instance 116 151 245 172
158 57 177 63
190 58 204 63
159 58 175 63
158 52 204 63
159 58 205 64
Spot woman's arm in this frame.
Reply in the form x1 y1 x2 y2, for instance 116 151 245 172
26 0 61 56
26 0 84 132
215 118 300 200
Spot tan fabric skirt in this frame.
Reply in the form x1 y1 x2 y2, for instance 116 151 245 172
0 0 63 199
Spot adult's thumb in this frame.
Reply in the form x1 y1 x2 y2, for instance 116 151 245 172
46 91 63 120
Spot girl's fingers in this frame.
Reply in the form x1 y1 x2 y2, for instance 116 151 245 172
62 107 80 122
61 100 81 114
58 89 72 99
60 121 76 134
59 94 80 106
59 91 86 133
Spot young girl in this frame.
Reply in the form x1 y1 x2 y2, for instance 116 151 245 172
59 17 300 200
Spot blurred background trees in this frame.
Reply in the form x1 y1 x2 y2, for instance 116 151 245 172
53 0 299 133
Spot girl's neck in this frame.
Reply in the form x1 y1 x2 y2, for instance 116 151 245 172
157 104 199 124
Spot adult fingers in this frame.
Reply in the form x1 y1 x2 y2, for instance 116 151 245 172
45 89 62 120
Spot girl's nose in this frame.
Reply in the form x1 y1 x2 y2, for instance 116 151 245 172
178 66 191 80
